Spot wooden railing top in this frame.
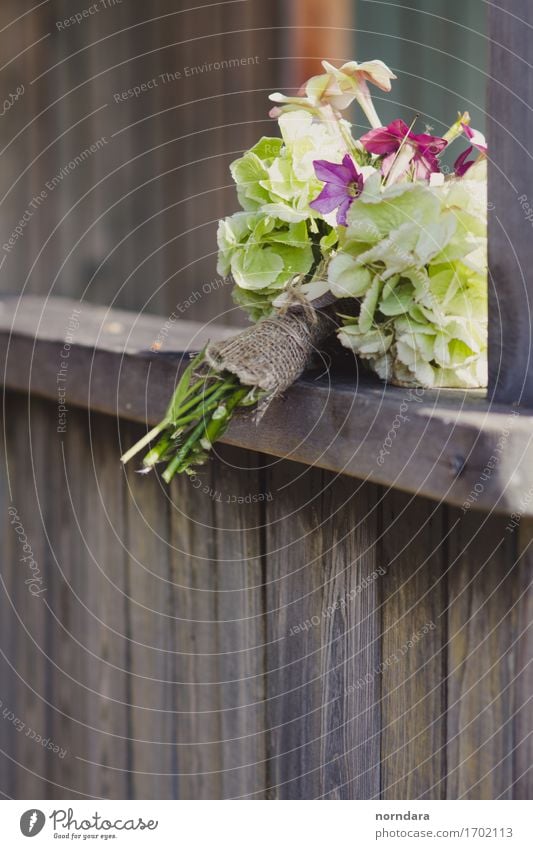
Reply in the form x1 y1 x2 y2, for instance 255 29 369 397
1 294 532 516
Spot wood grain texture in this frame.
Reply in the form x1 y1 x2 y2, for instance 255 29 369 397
488 0 533 404
167 455 224 800
44 399 98 800
380 491 447 800
3 295 533 516
1 0 531 806
6 394 56 799
446 508 520 799
122 419 176 799
509 518 533 799
209 445 268 799
0 0 283 324
1 394 530 799
78 411 131 799
264 462 381 799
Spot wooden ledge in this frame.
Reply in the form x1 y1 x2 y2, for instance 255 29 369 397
1 295 532 516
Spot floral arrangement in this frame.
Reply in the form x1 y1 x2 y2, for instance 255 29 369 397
122 59 488 481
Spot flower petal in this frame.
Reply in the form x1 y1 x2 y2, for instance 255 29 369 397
360 120 408 154
462 123 487 152
336 197 353 226
454 147 476 177
349 59 397 92
309 184 349 215
313 158 353 186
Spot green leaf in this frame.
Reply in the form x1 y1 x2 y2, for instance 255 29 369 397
328 252 373 298
230 152 272 208
250 136 284 161
379 281 414 316
359 276 383 333
231 247 284 290
346 182 442 243
338 324 393 358
320 227 338 253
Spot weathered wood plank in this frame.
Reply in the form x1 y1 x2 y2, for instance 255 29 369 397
446 508 519 798
265 463 381 799
167 443 267 800
1 392 530 800
0 392 16 798
210 445 267 799
488 0 533 404
0 0 285 321
510 518 533 799
79 411 131 799
3 394 56 798
122 419 176 799
380 491 447 800
2 295 533 516
0 395 41 798
44 400 108 799
168 455 223 800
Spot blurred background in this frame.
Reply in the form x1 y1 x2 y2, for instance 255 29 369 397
0 0 487 326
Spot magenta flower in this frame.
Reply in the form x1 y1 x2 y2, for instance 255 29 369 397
453 123 487 176
360 119 447 182
309 155 364 226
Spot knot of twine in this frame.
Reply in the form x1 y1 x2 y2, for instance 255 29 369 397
205 306 336 396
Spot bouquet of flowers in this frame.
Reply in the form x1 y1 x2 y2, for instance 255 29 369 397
121 59 488 481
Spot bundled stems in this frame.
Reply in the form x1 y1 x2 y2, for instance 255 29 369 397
120 350 263 483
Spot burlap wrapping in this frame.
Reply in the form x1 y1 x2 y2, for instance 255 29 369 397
205 308 336 395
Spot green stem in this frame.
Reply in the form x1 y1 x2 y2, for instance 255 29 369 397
175 380 233 424
162 386 249 483
172 401 224 429
143 432 173 467
162 416 212 484
168 377 223 421
201 387 249 448
120 419 168 465
171 381 236 429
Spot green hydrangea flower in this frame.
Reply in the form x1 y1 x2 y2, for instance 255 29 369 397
216 212 315 317
227 110 350 225
217 110 355 316
334 165 487 388
217 83 487 388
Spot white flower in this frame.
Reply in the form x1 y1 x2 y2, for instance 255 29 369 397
269 59 396 127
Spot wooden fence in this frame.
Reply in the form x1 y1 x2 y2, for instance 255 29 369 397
0 0 531 803
0 0 284 322
0 296 531 799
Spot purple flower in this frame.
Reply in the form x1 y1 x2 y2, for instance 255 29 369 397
360 119 447 182
453 123 487 176
453 148 476 177
309 155 364 226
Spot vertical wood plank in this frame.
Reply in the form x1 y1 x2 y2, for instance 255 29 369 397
211 445 267 799
447 508 518 798
508 518 532 799
168 459 222 800
2 393 530 800
80 411 131 799
488 0 533 403
265 463 381 799
3 394 55 798
0 1 286 325
380 491 447 800
167 444 267 800
122 420 176 799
